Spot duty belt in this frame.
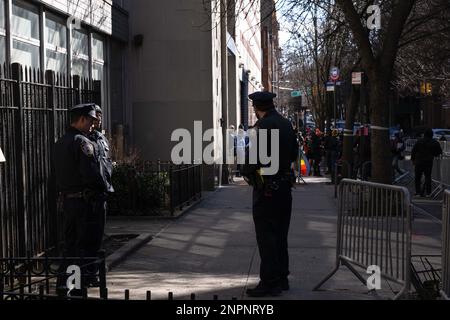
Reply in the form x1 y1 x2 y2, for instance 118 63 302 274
63 192 84 199
62 190 102 200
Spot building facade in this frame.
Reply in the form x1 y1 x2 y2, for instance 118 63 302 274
260 0 280 96
126 0 263 189
0 0 269 190
0 0 129 133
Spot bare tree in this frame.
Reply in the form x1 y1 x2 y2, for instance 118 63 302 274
279 0 450 183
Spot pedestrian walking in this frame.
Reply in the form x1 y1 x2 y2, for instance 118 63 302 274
54 103 110 293
310 130 323 177
242 91 298 297
324 130 339 177
236 124 248 177
411 128 443 197
391 132 406 180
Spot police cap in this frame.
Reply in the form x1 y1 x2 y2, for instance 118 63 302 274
249 91 276 111
94 105 102 114
70 103 99 120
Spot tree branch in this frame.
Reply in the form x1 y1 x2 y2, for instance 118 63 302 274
335 0 375 70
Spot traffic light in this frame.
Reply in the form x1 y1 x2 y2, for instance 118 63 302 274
426 83 432 95
420 82 426 95
420 82 433 96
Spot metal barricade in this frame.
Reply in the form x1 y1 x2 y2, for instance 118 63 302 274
405 139 417 154
440 142 450 157
334 160 352 199
314 179 412 299
441 190 450 300
430 157 450 200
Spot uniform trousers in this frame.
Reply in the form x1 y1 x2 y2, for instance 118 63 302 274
252 181 292 286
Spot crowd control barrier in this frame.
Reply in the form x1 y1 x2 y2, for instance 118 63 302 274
314 179 412 299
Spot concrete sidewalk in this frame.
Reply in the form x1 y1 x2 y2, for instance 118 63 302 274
104 178 394 300
103 178 445 300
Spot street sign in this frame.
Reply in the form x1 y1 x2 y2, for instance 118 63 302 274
330 67 340 81
326 82 335 92
0 147 5 163
352 72 363 85
291 91 302 98
325 81 343 87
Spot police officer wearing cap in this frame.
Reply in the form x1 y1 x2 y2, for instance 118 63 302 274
54 103 109 291
243 91 298 297
88 105 114 268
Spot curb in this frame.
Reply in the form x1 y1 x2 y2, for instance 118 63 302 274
107 198 206 221
106 233 153 272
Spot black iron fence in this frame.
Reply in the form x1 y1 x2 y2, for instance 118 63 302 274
0 251 107 301
0 63 101 259
1 258 235 301
0 252 236 301
109 161 202 217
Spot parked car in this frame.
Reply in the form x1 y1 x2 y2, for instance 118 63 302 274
433 129 450 141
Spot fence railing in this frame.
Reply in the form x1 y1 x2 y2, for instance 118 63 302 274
0 63 101 259
440 142 450 157
314 179 412 299
404 139 449 156
405 139 417 154
397 156 450 200
1 248 238 301
442 190 450 300
109 161 202 217
430 157 450 199
169 163 203 215
0 251 107 301
141 161 202 216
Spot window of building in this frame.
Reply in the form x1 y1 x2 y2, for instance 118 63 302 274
45 14 67 74
0 37 5 65
71 28 89 78
92 34 105 67
11 0 40 68
0 0 6 64
0 0 4 28
92 33 107 119
92 34 105 82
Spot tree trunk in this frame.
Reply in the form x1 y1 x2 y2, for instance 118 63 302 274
370 77 392 184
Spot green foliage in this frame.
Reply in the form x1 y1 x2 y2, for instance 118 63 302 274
108 163 169 216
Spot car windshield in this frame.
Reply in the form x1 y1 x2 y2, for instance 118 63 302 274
435 130 450 136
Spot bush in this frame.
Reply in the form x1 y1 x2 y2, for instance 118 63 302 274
108 163 169 216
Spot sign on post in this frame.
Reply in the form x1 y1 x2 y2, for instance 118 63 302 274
330 67 340 82
0 147 5 163
326 81 335 92
352 72 363 85
291 91 302 98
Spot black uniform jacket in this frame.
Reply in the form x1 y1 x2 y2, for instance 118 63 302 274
246 109 299 177
55 127 106 194
90 130 115 193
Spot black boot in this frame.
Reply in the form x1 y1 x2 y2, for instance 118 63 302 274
246 282 282 297
280 278 290 291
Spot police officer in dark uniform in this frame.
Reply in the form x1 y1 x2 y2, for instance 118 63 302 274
54 104 109 291
243 92 299 297
87 105 114 270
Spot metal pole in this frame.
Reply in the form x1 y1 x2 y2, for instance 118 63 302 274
334 83 337 128
220 0 229 186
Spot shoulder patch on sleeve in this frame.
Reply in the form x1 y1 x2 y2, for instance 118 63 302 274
80 139 95 157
